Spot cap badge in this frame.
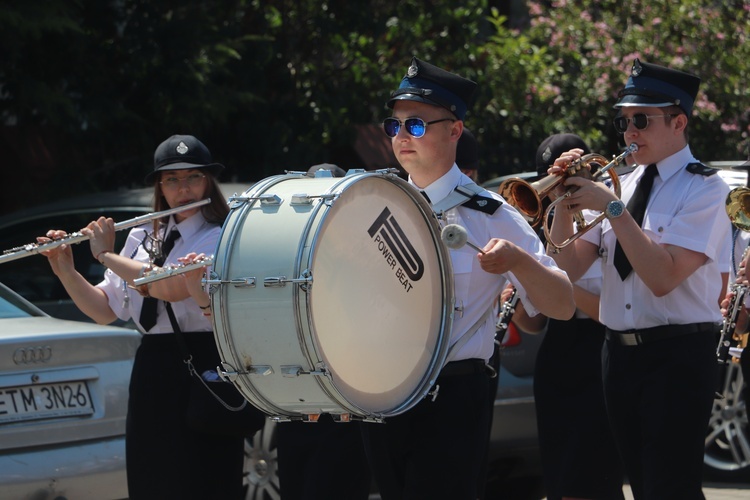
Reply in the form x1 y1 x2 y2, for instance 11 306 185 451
631 59 642 77
176 141 189 155
407 63 418 78
542 146 552 163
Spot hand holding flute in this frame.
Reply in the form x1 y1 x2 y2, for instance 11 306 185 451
1 199 210 265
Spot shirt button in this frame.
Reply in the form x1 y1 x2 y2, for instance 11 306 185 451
625 303 632 310
658 226 664 232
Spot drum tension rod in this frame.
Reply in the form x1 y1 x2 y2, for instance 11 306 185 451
203 277 256 288
228 193 282 209
290 193 337 205
264 269 313 289
281 365 329 378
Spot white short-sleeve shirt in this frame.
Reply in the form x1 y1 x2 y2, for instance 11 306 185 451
98 211 222 334
418 165 567 361
582 146 730 330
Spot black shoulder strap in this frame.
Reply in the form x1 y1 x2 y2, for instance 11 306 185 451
462 193 502 215
686 162 719 176
431 182 502 215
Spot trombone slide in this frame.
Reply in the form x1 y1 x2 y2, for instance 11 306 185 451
0 198 211 265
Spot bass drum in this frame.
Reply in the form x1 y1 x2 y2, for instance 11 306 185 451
211 170 453 422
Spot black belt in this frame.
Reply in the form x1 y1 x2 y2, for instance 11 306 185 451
605 322 715 346
439 359 487 377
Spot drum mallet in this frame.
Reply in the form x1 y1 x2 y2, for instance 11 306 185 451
441 224 486 254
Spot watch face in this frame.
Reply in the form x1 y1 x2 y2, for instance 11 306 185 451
607 200 624 218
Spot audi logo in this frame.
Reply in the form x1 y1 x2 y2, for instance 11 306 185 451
13 346 53 364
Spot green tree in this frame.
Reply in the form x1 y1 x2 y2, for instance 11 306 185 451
476 0 750 179
1 0 748 215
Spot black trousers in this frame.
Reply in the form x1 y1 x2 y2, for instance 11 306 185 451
276 414 371 500
126 332 244 500
602 327 717 500
360 363 490 500
534 318 624 500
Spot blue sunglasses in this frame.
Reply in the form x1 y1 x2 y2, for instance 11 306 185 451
383 117 455 138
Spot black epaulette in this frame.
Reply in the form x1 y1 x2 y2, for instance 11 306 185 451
686 162 719 176
461 194 502 215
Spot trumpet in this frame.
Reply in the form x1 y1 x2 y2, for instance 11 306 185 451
544 143 637 251
500 144 637 247
0 198 211 265
132 255 215 287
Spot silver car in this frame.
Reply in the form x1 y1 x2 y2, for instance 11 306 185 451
0 281 140 499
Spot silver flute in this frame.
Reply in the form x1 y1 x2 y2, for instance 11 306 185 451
0 198 210 265
133 255 215 287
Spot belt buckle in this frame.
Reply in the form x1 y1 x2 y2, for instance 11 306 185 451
621 332 641 346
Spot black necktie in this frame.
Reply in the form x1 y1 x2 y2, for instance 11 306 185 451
420 190 431 203
139 228 180 331
613 164 658 280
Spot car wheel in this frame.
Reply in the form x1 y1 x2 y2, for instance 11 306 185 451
243 419 280 500
704 361 750 481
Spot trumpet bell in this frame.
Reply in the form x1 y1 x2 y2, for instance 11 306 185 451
726 187 750 232
498 177 545 227
497 153 617 229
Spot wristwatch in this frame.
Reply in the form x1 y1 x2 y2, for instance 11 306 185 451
605 199 626 219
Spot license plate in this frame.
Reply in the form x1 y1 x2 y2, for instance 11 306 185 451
0 381 94 424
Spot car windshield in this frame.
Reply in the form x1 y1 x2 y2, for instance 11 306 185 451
0 283 39 319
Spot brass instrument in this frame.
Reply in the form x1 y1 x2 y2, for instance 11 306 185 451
717 283 748 364
726 186 750 232
499 143 638 251
717 188 750 363
132 255 215 287
0 198 211 265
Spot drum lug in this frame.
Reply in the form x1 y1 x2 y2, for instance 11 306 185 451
291 194 314 205
454 300 464 318
263 270 313 289
362 416 385 423
281 365 329 378
246 365 274 376
219 362 273 379
427 384 440 402
203 275 257 288
227 193 282 209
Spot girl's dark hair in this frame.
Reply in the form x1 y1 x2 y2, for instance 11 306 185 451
150 172 229 236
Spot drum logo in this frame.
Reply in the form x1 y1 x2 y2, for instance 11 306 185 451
367 207 424 293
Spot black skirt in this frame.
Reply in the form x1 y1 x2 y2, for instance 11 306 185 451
126 331 245 500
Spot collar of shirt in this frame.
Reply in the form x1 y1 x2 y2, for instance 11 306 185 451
637 144 696 184
409 164 465 205
164 210 208 241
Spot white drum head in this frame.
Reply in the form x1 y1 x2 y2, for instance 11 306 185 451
308 175 450 415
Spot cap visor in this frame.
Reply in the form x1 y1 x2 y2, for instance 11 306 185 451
614 94 674 108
